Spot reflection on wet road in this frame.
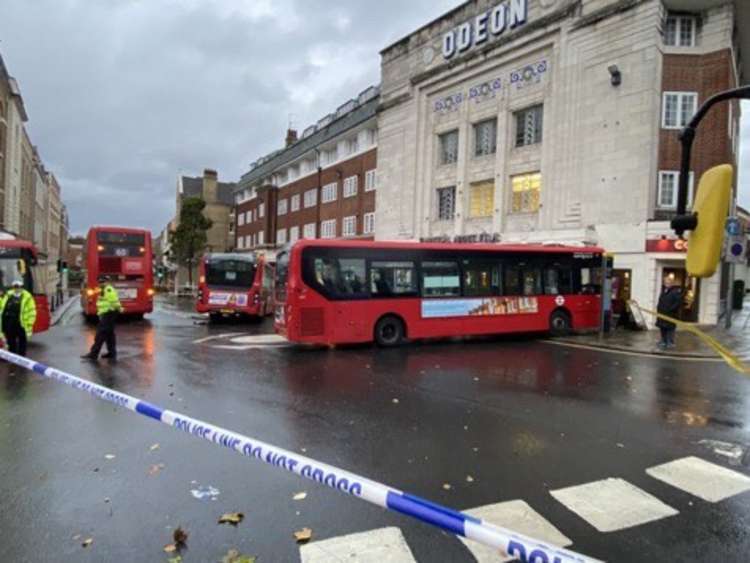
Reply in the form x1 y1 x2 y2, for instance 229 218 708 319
0 297 748 562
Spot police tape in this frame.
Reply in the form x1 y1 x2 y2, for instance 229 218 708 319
0 348 602 563
630 301 750 375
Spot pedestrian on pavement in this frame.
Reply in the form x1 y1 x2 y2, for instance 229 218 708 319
656 276 682 349
0 280 37 357
82 277 122 361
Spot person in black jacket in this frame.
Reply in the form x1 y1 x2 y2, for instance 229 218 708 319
656 277 683 349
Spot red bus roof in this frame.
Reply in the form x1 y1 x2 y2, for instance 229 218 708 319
289 239 604 255
0 239 39 256
88 226 151 234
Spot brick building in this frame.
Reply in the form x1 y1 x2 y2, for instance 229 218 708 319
235 86 379 256
375 0 748 325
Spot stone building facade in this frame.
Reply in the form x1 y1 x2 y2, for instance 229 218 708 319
235 86 379 257
375 0 748 324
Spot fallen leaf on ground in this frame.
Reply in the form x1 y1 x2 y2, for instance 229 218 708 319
616 443 625 449
164 544 177 553
466 475 475 483
392 398 400 404
294 527 313 543
443 483 452 490
293 492 307 501
82 538 93 548
104 497 111 504
168 556 182 563
149 443 160 451
218 512 245 526
148 463 166 476
72 534 81 541
173 527 188 546
104 454 115 460
222 549 256 563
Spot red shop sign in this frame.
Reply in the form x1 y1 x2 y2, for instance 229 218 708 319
645 238 688 253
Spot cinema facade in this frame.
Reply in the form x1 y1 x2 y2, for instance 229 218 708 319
375 0 748 324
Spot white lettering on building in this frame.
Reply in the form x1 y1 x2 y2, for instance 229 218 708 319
443 0 528 60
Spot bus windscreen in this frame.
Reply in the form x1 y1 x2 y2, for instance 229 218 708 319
206 258 256 289
96 232 146 257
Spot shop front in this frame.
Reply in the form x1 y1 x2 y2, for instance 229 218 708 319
646 238 703 324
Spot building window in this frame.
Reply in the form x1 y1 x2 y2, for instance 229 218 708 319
343 175 358 198
291 194 301 212
289 225 300 242
304 189 317 208
237 237 244 250
474 119 497 157
658 171 695 209
343 216 357 237
304 223 316 239
439 130 459 165
278 199 288 216
515 105 543 147
321 219 337 239
364 212 375 235
245 235 252 248
276 229 287 245
511 173 541 214
664 14 696 47
238 213 245 226
365 169 377 191
469 180 495 218
662 92 697 129
437 186 456 221
258 203 265 218
347 138 359 155
258 230 264 245
321 182 337 203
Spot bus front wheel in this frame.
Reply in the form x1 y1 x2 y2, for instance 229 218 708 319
549 310 572 337
374 316 405 348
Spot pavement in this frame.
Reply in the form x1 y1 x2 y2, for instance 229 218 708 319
556 304 750 361
1 295 749 562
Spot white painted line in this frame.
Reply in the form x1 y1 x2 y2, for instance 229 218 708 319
192 332 247 344
646 456 750 503
697 440 747 466
459 501 572 562
550 478 678 532
542 339 724 363
300 527 416 563
230 334 288 345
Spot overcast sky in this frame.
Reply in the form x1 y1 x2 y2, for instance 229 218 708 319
0 0 748 236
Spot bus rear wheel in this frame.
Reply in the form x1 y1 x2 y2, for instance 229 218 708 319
550 310 572 337
374 316 405 348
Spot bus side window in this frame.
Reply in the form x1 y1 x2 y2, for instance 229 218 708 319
371 262 417 297
263 265 273 291
522 267 542 296
578 266 602 295
421 261 460 298
463 260 501 297
337 259 367 297
314 258 341 295
503 265 521 296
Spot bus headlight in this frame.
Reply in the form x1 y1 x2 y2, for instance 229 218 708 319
86 288 95 297
147 288 156 297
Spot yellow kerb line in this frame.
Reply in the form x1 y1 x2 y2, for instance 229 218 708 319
631 301 750 375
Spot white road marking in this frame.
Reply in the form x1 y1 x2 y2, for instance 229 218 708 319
542 339 725 363
646 456 750 503
230 334 288 345
459 501 571 562
550 478 678 532
211 344 291 351
192 333 247 344
697 440 747 466
299 527 416 563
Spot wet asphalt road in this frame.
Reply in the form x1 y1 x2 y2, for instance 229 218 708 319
1 296 749 562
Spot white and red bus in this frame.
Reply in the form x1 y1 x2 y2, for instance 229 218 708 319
274 240 604 347
0 239 51 333
81 227 154 319
196 253 274 321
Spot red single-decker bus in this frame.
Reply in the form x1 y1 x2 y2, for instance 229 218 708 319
274 240 604 347
197 253 274 321
82 227 154 319
0 239 51 333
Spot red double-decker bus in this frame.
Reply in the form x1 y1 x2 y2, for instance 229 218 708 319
81 227 154 319
274 240 604 347
0 239 51 333
196 253 274 321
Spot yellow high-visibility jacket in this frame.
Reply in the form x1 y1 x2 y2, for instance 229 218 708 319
0 290 37 338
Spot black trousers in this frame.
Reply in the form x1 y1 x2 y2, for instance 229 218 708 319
90 312 118 358
5 321 27 356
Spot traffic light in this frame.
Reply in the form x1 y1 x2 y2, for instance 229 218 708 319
686 165 733 278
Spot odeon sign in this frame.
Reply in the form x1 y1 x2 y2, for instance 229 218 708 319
442 0 529 60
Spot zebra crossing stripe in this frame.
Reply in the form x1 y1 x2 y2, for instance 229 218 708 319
300 527 416 563
646 456 750 503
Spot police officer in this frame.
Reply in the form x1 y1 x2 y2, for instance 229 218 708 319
82 276 122 361
0 280 37 357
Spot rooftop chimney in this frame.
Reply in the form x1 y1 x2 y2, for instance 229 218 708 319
285 129 298 147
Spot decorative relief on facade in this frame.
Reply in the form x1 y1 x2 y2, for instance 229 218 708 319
510 60 548 90
433 92 464 114
468 78 503 103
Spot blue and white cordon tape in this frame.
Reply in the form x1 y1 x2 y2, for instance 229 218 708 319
0 349 602 563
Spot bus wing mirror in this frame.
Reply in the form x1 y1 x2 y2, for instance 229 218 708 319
17 259 26 276
686 164 733 278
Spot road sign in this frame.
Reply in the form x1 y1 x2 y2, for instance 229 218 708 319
726 217 741 237
725 234 746 264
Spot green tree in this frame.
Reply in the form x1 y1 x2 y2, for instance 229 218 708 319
171 197 212 287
